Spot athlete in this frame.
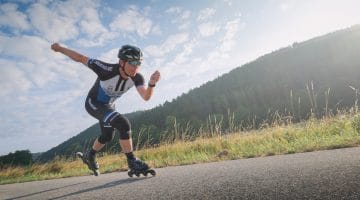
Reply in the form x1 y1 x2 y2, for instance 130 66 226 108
51 43 160 176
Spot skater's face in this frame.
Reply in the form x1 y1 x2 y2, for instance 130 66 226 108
120 60 141 77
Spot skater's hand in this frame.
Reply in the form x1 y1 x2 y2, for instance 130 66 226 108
51 43 62 52
149 70 160 85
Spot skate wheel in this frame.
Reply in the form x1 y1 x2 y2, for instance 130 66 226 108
149 169 156 176
94 170 100 176
128 171 133 177
76 152 83 158
135 172 140 177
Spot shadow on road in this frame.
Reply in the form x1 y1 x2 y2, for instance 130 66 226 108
4 182 88 200
49 177 151 200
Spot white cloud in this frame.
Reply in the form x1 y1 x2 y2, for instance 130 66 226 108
179 21 191 30
171 38 198 66
99 48 120 63
223 0 233 6
56 0 113 47
280 3 290 11
0 59 32 97
110 7 153 37
0 36 97 155
144 32 189 57
28 1 79 42
25 0 110 46
220 18 241 52
197 8 216 22
165 6 182 14
0 3 30 31
151 24 162 35
165 7 192 30
0 35 52 63
77 31 118 47
79 5 107 38
198 22 220 37
0 34 93 91
181 10 191 20
161 17 242 86
0 88 96 153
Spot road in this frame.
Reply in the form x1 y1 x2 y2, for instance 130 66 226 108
1 147 360 200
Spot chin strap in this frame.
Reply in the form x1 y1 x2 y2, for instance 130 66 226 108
121 64 132 78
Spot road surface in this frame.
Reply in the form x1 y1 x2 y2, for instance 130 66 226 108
1 147 360 199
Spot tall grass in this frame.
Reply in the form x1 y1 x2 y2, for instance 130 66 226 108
1 108 360 185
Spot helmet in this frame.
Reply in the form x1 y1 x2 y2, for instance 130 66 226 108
118 45 143 61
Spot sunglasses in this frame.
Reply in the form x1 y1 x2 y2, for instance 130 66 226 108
127 60 142 66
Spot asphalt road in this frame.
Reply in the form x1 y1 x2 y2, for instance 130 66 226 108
1 147 360 200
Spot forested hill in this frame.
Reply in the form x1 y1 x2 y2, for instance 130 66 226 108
37 25 360 162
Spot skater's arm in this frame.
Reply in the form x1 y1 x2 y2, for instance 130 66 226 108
137 85 155 101
51 43 89 66
136 70 160 101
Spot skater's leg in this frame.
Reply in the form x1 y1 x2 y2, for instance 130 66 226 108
83 122 115 171
94 122 116 152
107 113 154 176
119 138 133 153
108 113 135 157
92 138 105 152
85 97 115 156
119 138 136 161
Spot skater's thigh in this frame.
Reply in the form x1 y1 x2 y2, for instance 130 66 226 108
98 121 115 143
85 97 115 121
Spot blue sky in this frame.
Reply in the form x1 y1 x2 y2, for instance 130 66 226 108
0 0 359 155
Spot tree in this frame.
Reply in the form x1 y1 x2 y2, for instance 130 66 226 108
0 150 33 168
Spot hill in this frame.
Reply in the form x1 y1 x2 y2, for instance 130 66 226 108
37 25 360 162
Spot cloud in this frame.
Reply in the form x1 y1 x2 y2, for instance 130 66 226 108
74 1 115 46
27 1 79 42
223 0 233 6
280 3 290 11
144 32 189 57
78 4 107 38
0 35 52 63
110 7 153 37
0 59 32 97
0 35 97 155
76 31 117 47
198 22 220 37
165 6 192 30
174 40 197 63
151 24 162 35
0 33 95 92
0 3 30 31
197 8 216 22
220 18 241 52
165 6 182 14
98 48 119 63
160 17 242 87
0 87 96 153
180 10 191 20
24 0 110 46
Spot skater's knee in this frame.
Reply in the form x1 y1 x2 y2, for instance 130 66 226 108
98 131 115 144
119 131 131 140
109 114 131 134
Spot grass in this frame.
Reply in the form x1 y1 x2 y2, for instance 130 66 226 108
1 112 360 185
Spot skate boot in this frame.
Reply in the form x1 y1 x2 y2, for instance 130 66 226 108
76 150 100 176
127 158 156 177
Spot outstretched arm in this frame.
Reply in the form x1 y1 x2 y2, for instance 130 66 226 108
51 43 89 66
137 70 161 101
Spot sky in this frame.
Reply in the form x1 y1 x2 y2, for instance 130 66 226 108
0 0 359 156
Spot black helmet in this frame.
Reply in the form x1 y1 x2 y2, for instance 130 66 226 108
118 45 143 61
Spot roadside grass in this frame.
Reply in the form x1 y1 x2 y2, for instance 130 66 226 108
1 112 360 185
